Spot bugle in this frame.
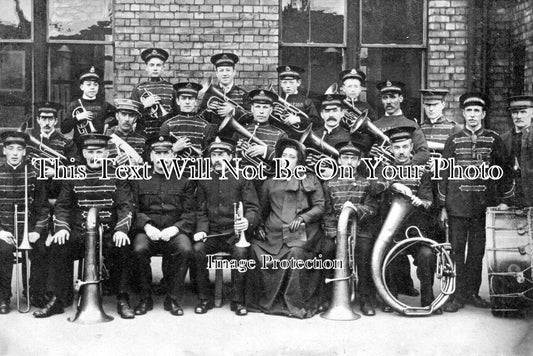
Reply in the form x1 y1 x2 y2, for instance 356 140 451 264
69 207 113 324
321 203 360 321
234 202 250 248
141 88 169 119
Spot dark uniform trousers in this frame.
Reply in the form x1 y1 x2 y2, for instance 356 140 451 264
133 233 192 303
0 240 14 301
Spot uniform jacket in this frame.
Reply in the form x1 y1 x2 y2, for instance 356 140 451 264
283 92 321 129
200 84 251 127
235 121 288 162
62 97 116 142
420 116 463 147
160 112 216 154
105 126 147 160
501 126 533 206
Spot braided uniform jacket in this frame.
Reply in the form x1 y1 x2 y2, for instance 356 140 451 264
105 126 147 159
438 127 514 217
421 116 463 146
283 92 321 129
131 78 176 137
235 121 288 161
0 163 49 238
62 98 116 143
160 113 216 153
53 166 133 234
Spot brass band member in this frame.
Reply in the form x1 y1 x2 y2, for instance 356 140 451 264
339 69 377 122
275 65 321 131
200 53 251 130
419 89 462 146
313 94 352 148
373 81 430 165
34 134 135 319
132 135 195 316
0 132 49 315
380 126 440 314
160 81 215 156
322 141 385 316
192 137 260 315
131 48 175 137
439 93 514 312
501 95 533 207
247 138 325 319
62 66 116 147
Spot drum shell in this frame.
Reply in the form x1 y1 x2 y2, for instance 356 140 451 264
485 207 533 314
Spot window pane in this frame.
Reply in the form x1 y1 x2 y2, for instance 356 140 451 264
0 0 32 40
0 43 32 128
281 0 310 43
280 46 343 102
310 0 344 43
48 0 112 41
364 48 422 119
49 43 114 114
361 0 424 45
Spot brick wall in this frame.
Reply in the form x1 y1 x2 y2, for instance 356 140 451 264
426 0 469 123
113 0 279 99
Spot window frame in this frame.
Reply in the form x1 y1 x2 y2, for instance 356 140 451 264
0 0 34 43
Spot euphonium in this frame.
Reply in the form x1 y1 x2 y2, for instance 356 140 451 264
321 203 361 321
69 207 113 324
72 99 97 135
234 202 250 248
371 192 455 316
141 88 169 119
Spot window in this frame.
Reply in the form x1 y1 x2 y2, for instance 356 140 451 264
280 0 346 100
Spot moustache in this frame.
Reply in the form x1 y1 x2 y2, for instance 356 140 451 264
326 116 337 121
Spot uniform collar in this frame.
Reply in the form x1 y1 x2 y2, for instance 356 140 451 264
385 109 403 117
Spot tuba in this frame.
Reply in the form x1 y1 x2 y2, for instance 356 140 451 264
141 88 169 119
321 203 361 320
371 192 455 316
69 207 113 323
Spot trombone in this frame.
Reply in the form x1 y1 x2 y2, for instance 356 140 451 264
13 165 33 313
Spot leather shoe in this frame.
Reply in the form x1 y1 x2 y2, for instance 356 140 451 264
465 294 490 308
117 298 135 319
360 301 376 316
317 301 329 313
399 286 420 297
33 295 64 318
169 299 184 316
195 299 213 314
432 308 443 315
381 304 393 313
163 297 172 311
30 294 47 309
442 300 461 313
230 302 248 316
134 297 153 315
0 299 10 314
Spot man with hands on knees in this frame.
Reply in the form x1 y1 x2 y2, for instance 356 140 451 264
34 134 135 319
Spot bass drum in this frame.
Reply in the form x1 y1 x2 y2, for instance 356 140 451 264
485 207 533 317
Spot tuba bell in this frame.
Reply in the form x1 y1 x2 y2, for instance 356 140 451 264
321 203 361 321
69 207 113 324
371 192 455 316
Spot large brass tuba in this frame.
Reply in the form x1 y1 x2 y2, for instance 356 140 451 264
69 207 113 323
371 192 455 316
321 203 361 320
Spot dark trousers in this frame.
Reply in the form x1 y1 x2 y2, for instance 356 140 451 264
0 240 14 301
133 232 192 303
448 215 486 298
46 229 132 305
193 237 248 303
29 234 48 297
355 237 376 301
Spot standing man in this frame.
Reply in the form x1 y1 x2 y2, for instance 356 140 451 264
313 94 352 148
131 48 175 137
275 65 321 132
160 82 215 156
132 135 195 316
339 68 377 122
439 93 514 312
192 136 260 316
34 134 135 319
501 96 533 207
199 53 251 130
0 132 49 314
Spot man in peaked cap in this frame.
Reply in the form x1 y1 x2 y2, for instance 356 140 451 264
200 52 252 129
501 95 533 208
131 47 175 137
192 136 260 316
339 68 377 122
274 65 321 131
439 92 514 313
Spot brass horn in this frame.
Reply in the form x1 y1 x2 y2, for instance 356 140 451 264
69 207 113 323
270 91 309 130
321 204 361 321
72 99 97 135
299 125 339 159
205 85 251 118
141 88 169 119
168 133 203 158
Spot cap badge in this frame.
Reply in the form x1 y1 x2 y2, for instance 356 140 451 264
326 95 333 101
214 137 221 143
285 66 291 71
186 82 192 88
221 54 229 60
151 49 158 55
350 69 357 74
386 81 392 87
90 66 95 73
158 136 164 142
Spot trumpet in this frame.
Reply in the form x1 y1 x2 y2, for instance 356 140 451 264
13 165 33 313
72 99 97 135
234 202 250 248
141 88 169 119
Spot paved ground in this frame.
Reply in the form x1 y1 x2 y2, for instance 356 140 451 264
0 259 531 356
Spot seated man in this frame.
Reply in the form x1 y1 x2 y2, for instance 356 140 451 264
192 136 260 316
34 134 135 319
132 135 195 316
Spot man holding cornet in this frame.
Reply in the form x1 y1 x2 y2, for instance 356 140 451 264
192 136 260 316
0 131 49 314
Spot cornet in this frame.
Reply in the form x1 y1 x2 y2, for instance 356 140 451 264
141 88 169 119
234 202 250 248
72 99 97 135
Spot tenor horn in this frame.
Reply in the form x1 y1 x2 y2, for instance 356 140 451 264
321 204 361 321
69 207 113 324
